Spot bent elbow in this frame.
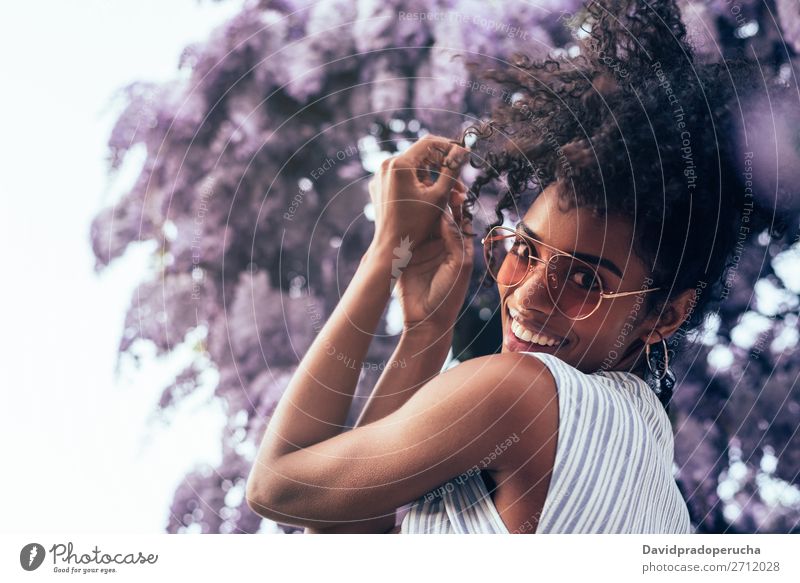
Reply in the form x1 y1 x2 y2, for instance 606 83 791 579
245 475 269 519
245 464 304 525
245 468 285 521
245 456 341 528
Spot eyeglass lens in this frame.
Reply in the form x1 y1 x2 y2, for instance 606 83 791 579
483 228 603 319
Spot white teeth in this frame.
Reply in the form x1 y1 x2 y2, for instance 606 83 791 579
512 319 533 342
510 318 562 347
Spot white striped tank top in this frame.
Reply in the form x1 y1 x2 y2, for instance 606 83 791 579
399 351 692 534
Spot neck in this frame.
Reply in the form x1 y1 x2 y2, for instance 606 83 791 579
611 339 649 379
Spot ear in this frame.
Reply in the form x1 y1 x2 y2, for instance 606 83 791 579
639 287 697 343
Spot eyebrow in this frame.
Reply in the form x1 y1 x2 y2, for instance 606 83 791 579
516 221 624 278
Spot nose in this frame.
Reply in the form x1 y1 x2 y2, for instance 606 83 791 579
512 258 552 312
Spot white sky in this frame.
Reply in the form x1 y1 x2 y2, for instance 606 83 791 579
0 0 244 533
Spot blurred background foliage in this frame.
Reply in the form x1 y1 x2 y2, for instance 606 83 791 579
91 0 800 533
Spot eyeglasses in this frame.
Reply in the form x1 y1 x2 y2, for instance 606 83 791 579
481 225 661 320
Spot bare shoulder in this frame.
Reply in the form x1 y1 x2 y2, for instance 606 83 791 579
445 352 557 406
434 352 559 469
464 352 556 384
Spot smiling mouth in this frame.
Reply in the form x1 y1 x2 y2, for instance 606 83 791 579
506 306 569 349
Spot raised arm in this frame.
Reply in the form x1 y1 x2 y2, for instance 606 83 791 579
302 326 456 533
302 149 472 534
246 135 470 532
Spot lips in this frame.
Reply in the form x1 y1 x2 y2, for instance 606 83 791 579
505 305 569 350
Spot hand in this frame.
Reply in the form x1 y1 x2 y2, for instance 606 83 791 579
368 134 469 249
393 179 475 332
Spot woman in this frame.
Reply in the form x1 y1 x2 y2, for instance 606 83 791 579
246 0 768 533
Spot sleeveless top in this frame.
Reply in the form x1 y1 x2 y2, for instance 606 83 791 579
399 351 692 534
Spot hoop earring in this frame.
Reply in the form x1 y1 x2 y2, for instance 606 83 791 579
644 330 669 381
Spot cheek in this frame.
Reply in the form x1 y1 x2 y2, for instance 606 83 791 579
596 298 632 321
590 301 643 344
577 303 629 340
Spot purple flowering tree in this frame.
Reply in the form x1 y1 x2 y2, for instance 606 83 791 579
91 0 800 533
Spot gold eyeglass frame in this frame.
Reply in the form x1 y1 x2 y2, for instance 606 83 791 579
481 225 662 321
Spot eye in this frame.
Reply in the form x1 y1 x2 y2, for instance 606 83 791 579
569 268 602 291
509 236 532 258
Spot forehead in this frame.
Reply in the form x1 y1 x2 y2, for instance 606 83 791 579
521 184 637 258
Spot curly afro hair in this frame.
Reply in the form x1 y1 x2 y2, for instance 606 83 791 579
453 0 787 408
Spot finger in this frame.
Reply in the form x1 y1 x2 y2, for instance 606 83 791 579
440 208 471 252
416 149 450 186
459 212 476 238
393 135 468 190
425 152 468 209
400 135 468 181
440 209 473 258
399 134 456 166
450 178 467 194
439 210 461 252
459 220 476 238
449 188 466 224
